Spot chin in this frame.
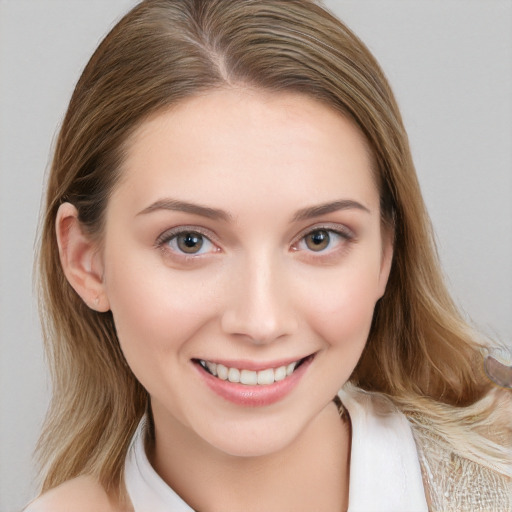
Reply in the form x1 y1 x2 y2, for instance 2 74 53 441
200 419 305 459
187 395 330 460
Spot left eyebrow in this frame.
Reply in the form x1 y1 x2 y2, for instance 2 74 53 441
292 200 370 222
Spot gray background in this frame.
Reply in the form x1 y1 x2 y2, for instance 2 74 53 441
1 1 511 510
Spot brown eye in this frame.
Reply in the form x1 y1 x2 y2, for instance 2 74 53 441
305 230 330 251
176 232 204 254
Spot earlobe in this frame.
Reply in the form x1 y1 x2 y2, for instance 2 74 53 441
56 203 110 312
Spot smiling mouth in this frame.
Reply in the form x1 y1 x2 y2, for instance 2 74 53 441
194 355 313 386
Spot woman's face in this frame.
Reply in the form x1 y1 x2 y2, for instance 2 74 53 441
99 89 392 456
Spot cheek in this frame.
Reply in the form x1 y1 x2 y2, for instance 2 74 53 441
102 253 218 370
300 264 381 348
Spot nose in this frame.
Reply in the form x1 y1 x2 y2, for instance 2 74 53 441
220 253 298 345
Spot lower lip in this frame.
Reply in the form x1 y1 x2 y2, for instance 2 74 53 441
195 357 313 407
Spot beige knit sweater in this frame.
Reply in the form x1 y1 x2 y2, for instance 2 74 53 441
412 421 511 511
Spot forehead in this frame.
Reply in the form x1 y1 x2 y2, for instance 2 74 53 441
113 89 379 215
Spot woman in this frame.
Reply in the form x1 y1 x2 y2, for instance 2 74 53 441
27 0 511 510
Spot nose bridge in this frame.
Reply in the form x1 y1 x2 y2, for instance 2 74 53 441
221 248 297 344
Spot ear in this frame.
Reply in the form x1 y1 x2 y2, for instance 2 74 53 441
56 202 110 312
377 226 394 299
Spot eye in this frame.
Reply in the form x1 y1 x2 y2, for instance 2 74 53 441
293 227 353 254
304 229 331 252
174 232 207 254
157 229 217 256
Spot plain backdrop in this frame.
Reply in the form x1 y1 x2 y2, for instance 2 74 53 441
1 1 511 510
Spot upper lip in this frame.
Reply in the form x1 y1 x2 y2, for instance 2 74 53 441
193 354 314 372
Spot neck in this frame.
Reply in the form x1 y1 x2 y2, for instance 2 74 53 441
148 400 350 512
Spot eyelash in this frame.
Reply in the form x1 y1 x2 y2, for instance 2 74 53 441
155 226 219 259
155 224 355 261
291 224 354 256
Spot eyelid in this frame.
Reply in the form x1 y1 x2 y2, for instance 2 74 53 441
154 225 220 252
153 222 354 259
289 223 356 263
291 222 355 247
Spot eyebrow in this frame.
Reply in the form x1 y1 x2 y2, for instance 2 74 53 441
292 200 370 222
137 198 232 222
137 198 370 223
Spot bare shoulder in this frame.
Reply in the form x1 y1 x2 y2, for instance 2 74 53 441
24 475 133 512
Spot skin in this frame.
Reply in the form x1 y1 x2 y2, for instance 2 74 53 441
30 89 393 511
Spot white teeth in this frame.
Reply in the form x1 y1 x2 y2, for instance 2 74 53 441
274 365 287 381
228 367 241 383
286 362 297 376
206 361 217 376
257 368 275 385
216 363 228 380
240 369 258 385
199 358 305 386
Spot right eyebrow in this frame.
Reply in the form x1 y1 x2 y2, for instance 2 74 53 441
136 198 232 222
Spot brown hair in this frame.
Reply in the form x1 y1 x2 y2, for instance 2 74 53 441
36 0 506 495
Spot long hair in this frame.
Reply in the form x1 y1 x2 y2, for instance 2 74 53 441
36 0 510 495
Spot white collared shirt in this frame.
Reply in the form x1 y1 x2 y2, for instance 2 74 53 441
124 386 428 512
